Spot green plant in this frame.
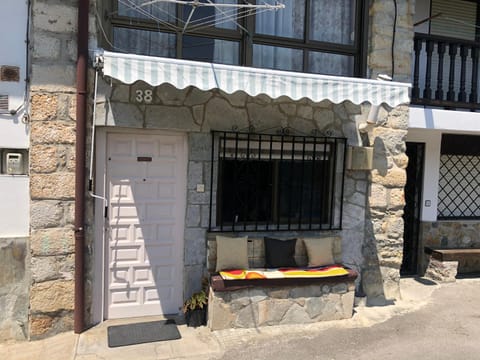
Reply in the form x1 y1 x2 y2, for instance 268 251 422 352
182 290 208 313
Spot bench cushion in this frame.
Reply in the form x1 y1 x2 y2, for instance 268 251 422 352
303 237 335 267
215 235 249 272
211 268 358 292
219 265 350 280
264 237 297 268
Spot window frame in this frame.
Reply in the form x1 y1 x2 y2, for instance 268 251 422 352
104 0 368 77
209 131 347 233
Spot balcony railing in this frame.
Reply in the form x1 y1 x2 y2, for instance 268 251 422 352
412 33 480 110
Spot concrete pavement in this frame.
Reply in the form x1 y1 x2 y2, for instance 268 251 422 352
1 277 477 360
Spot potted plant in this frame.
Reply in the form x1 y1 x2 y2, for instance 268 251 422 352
183 290 208 327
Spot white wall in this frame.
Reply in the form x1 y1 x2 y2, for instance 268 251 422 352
406 128 441 222
0 0 29 148
0 0 29 237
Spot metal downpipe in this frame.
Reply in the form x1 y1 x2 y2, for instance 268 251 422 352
74 0 89 334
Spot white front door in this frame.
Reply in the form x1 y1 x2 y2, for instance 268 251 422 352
105 132 186 319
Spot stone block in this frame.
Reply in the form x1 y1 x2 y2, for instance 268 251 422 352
31 228 75 256
30 280 75 313
184 88 213 106
388 188 405 209
30 145 70 173
156 83 188 105
30 121 76 145
33 33 61 60
31 64 76 91
187 162 203 189
205 97 248 131
371 168 406 188
99 102 144 127
186 205 201 227
279 103 296 116
110 83 130 103
425 258 458 283
0 238 27 286
31 173 75 200
31 254 74 283
372 128 407 156
30 201 64 229
146 106 198 130
31 94 58 121
29 312 74 339
192 105 205 125
33 3 77 33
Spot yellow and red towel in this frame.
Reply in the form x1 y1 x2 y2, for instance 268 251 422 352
219 265 349 280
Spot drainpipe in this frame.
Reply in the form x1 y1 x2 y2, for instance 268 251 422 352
74 0 89 334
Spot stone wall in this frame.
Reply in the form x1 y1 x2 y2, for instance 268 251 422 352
0 238 29 340
362 106 408 304
208 281 355 330
28 0 97 339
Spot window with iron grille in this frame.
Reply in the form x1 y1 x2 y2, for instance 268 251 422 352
209 131 346 232
438 134 480 219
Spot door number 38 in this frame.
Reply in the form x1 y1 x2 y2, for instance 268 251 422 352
135 89 153 104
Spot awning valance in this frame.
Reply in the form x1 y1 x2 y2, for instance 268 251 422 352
98 50 410 107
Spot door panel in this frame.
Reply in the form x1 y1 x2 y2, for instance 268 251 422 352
105 132 186 319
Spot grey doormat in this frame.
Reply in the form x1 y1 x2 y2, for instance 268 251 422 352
107 319 181 348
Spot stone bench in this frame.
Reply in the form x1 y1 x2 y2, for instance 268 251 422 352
424 247 480 282
206 234 357 330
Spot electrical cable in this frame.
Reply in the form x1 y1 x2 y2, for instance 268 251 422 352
391 0 397 79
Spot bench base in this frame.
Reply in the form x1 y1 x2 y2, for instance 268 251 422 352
424 258 458 282
208 279 356 330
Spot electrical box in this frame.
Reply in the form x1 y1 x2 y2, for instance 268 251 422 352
346 146 373 170
1 149 28 175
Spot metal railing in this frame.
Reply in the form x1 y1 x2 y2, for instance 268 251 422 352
412 33 480 109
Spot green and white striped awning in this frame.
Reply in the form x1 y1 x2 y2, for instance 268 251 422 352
98 50 410 107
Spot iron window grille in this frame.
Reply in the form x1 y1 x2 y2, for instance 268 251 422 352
438 134 480 219
209 130 347 232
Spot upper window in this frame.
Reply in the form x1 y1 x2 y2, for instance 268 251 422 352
209 131 346 232
104 0 366 77
438 134 480 219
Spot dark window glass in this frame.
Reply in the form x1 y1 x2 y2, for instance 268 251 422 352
310 0 356 45
182 0 237 30
113 27 176 57
252 45 303 72
183 36 239 65
255 0 305 39
117 0 176 23
308 51 354 76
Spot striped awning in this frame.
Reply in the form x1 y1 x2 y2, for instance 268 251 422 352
98 50 410 107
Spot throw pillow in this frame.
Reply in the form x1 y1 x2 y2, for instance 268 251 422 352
215 235 249 272
264 237 297 268
303 237 335 267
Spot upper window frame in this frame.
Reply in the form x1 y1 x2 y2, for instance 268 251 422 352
103 0 369 77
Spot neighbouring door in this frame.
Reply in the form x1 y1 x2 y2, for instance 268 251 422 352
105 132 187 319
401 142 425 276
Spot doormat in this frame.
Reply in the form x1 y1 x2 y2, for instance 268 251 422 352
107 319 181 348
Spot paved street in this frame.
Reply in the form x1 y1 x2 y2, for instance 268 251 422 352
1 278 479 359
215 278 480 360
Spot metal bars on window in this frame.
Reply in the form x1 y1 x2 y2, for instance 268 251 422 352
208 130 346 232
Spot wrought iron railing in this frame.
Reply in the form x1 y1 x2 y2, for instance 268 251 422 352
412 33 480 109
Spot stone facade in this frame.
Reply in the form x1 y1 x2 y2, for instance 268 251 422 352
26 0 97 340
94 78 409 308
4 0 415 340
208 281 355 330
0 238 29 340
